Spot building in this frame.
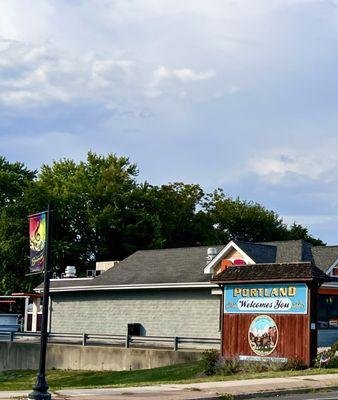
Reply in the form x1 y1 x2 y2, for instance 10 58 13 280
35 240 338 345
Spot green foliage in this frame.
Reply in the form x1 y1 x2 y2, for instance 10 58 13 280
0 152 325 295
331 341 338 354
205 190 324 245
201 349 220 375
0 158 39 299
281 358 307 371
216 358 241 375
315 342 338 368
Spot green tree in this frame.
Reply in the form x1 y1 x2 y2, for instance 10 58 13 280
0 158 38 295
145 182 217 248
205 189 324 245
30 152 162 275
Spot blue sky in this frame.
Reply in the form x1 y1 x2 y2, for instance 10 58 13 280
1 0 338 243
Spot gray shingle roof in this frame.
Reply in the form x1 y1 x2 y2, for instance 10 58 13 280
36 240 337 291
234 241 277 263
312 246 338 272
90 245 224 286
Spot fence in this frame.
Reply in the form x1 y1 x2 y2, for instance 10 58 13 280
0 331 220 351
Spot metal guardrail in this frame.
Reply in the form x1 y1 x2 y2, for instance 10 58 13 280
0 331 220 351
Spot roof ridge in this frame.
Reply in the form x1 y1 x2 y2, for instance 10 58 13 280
133 245 223 253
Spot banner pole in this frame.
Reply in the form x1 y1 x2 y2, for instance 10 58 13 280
28 204 52 400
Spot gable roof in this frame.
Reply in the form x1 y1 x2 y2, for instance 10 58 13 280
311 246 338 273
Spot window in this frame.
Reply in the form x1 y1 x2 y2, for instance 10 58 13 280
318 294 338 329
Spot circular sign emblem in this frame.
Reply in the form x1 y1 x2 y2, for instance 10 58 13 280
248 315 278 356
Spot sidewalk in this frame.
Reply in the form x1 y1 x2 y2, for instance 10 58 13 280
1 373 338 400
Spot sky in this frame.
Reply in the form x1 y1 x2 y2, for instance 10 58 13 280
1 0 338 243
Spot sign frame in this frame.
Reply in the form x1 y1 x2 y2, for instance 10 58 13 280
224 282 308 315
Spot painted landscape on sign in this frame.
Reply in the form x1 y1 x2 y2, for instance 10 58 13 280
248 315 278 356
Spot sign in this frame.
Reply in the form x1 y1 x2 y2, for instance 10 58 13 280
239 355 287 363
29 212 47 273
248 315 278 356
224 283 308 314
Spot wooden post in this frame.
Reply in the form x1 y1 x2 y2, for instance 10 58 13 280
309 283 319 365
173 336 178 351
220 284 224 356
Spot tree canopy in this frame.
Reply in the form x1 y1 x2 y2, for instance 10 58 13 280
0 152 324 294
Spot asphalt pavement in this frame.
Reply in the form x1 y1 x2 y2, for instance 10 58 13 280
250 390 338 399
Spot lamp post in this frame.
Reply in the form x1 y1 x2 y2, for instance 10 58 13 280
28 205 52 400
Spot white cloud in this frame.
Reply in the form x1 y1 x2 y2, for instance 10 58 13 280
249 146 338 184
173 68 215 82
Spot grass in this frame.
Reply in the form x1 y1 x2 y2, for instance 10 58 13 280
0 362 338 391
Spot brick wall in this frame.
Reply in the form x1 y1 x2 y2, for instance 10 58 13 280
50 288 220 338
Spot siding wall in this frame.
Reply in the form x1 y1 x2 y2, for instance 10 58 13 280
50 288 221 338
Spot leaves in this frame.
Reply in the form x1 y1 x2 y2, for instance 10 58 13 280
0 152 324 295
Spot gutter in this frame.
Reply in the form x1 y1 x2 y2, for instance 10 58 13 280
35 282 219 293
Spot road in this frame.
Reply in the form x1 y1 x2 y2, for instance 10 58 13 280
251 390 338 399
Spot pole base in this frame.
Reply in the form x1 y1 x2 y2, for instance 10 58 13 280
28 373 51 400
27 390 51 400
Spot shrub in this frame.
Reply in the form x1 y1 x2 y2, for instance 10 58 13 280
281 358 307 371
328 357 338 368
331 341 338 354
314 350 334 368
201 349 220 375
216 358 241 375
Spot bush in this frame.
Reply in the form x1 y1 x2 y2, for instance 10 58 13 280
281 358 307 371
328 357 338 368
331 341 338 354
216 358 241 375
314 350 334 368
201 349 220 375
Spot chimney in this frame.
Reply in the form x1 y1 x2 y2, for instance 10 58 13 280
206 248 218 264
95 261 119 273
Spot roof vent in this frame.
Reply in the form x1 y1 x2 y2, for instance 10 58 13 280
64 266 76 278
206 248 218 264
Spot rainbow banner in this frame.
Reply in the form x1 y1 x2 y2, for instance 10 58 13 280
29 212 47 273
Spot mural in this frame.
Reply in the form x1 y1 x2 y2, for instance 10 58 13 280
248 315 278 356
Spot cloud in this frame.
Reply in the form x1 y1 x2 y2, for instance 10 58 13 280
249 145 338 184
2 0 338 245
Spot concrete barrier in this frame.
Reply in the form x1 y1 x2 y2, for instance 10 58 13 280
0 342 201 372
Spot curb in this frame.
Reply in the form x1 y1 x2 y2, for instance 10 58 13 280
192 384 338 399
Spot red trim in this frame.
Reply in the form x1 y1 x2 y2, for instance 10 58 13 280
11 293 42 298
319 288 338 295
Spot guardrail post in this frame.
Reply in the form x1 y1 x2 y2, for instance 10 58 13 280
82 333 87 346
125 334 130 348
173 336 178 351
9 332 14 342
